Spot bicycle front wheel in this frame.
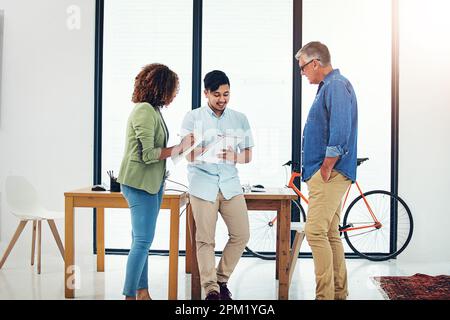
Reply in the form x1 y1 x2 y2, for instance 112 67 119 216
343 190 413 261
245 200 306 260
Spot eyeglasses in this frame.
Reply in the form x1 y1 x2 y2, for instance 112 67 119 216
300 58 320 72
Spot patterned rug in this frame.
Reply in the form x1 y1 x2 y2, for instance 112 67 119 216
372 273 450 300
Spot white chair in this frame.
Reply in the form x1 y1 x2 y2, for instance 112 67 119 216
0 176 64 274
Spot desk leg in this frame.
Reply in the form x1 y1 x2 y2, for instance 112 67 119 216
278 200 291 300
185 203 192 274
188 208 201 300
168 200 180 300
96 208 105 272
64 196 75 298
276 206 280 280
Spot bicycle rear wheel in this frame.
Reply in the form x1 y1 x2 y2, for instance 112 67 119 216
245 200 306 260
343 190 413 261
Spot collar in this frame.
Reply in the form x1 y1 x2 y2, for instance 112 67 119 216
205 104 227 119
317 69 340 95
323 68 340 83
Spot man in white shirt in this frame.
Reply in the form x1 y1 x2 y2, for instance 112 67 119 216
181 70 254 300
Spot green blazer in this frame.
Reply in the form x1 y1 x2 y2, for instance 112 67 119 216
117 102 168 194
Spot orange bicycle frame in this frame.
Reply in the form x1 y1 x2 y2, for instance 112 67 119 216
340 182 382 231
287 170 382 232
287 171 309 204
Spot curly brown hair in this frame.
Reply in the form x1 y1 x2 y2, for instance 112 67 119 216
132 63 179 108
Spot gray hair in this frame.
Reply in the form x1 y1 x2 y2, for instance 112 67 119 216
295 41 331 66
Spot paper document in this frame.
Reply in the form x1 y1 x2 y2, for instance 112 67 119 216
195 134 243 164
171 131 203 165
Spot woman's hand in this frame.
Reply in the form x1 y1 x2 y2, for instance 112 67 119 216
179 133 195 152
165 133 195 160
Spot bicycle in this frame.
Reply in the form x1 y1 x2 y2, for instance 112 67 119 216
245 158 414 261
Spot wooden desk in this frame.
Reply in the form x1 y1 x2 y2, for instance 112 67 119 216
64 187 188 299
186 188 298 300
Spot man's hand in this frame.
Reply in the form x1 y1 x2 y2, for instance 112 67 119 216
320 165 332 182
320 156 339 182
217 146 237 163
217 147 252 164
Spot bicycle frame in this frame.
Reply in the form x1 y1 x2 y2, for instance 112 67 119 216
245 161 413 261
287 170 382 233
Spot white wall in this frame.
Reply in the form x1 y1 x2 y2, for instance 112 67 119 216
0 0 448 266
0 0 95 261
398 0 450 262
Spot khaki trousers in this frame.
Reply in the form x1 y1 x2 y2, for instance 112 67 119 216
305 170 351 300
190 192 250 295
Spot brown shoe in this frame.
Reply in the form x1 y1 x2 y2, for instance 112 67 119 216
136 289 152 300
218 282 233 300
205 290 220 300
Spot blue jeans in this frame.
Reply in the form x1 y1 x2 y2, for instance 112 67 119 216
121 183 164 297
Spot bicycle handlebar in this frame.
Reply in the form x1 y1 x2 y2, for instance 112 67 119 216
283 160 301 173
283 160 300 167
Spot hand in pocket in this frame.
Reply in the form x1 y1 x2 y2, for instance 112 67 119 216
320 166 332 183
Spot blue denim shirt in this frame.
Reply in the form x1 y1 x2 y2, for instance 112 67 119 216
181 106 255 202
302 69 358 182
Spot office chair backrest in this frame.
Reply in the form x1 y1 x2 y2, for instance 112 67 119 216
5 176 41 217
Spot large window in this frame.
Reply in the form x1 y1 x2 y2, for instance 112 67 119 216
201 0 293 248
302 0 392 253
101 0 192 251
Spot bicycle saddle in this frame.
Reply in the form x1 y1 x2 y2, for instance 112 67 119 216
357 158 369 166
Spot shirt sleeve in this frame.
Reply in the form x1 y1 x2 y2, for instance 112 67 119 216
238 114 255 150
324 80 352 158
131 105 162 164
180 111 194 136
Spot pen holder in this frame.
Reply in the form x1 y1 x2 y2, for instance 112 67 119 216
110 177 121 192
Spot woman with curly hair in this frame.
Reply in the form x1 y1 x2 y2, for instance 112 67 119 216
117 63 194 300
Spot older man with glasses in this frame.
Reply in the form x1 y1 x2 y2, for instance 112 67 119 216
295 41 358 300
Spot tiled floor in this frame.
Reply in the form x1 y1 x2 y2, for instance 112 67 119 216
1 252 449 300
